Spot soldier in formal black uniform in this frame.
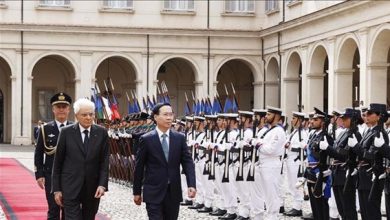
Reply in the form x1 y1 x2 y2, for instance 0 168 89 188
34 92 73 220
348 103 389 220
304 108 334 220
322 108 362 219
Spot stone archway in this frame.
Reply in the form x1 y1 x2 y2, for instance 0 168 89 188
216 59 254 111
308 45 329 112
284 52 302 114
336 38 360 109
157 58 196 116
0 56 12 143
95 56 137 117
32 55 75 123
369 28 390 105
265 57 279 107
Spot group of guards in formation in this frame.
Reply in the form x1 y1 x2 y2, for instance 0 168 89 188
34 90 390 220
110 102 390 220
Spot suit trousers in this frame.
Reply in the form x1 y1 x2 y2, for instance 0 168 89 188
63 183 100 220
358 179 384 220
307 182 329 220
44 170 65 220
146 184 180 220
333 185 357 220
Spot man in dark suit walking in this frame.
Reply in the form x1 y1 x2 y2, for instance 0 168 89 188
133 103 196 220
52 98 109 220
34 92 73 220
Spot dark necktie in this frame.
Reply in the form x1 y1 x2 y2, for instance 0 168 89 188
83 130 89 153
161 133 169 161
60 124 64 129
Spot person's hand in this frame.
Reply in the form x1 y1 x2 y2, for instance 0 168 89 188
36 177 45 189
54 192 63 207
348 134 358 148
299 142 306 149
188 187 196 198
133 195 142 206
374 132 385 148
319 137 328 150
94 186 105 198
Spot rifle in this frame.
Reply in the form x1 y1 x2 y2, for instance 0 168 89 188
313 134 328 198
246 117 258 181
343 114 359 193
208 123 216 180
222 123 230 183
294 125 305 178
236 122 245 181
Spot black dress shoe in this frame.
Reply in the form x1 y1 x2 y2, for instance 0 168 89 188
304 194 310 201
219 213 237 220
197 206 212 213
279 206 285 214
188 203 204 209
284 209 302 217
301 213 314 220
234 216 249 220
329 218 340 220
210 209 227 216
180 199 193 206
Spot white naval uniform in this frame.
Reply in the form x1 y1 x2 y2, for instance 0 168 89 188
284 128 308 210
235 128 253 218
213 129 227 211
249 126 268 219
255 125 286 220
182 130 194 201
193 131 206 205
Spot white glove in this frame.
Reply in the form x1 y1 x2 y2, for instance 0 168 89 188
299 142 306 149
319 138 328 150
188 140 195 146
374 132 385 148
204 141 211 149
348 134 358 148
238 140 247 149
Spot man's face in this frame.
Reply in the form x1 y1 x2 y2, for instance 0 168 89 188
75 106 95 129
154 105 174 131
291 116 299 128
311 118 323 129
52 103 70 122
217 118 223 128
342 117 351 128
265 112 275 124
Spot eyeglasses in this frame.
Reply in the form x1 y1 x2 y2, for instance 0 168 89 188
79 112 95 117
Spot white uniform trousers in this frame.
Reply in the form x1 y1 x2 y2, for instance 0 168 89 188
249 163 266 220
285 152 303 210
258 159 282 220
200 163 215 208
195 159 205 204
220 163 238 214
213 164 225 210
234 161 251 218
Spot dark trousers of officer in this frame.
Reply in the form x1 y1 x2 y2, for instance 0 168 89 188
44 171 65 220
307 182 329 220
358 179 384 220
333 185 358 220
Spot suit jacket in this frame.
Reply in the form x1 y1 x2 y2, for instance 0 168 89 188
52 123 109 200
34 121 73 179
133 129 196 204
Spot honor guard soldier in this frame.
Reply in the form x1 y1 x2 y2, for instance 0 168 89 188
34 92 73 220
304 108 334 220
251 106 287 219
321 108 363 219
348 103 389 220
181 116 195 206
283 111 308 217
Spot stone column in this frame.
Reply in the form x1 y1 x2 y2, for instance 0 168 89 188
12 49 31 145
358 28 368 106
79 51 93 99
282 77 300 118
253 81 264 109
334 68 354 109
300 44 308 112
306 72 325 111
367 62 389 103
327 37 336 112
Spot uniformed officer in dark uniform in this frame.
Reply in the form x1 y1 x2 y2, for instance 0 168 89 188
34 92 73 220
348 103 389 220
322 108 362 219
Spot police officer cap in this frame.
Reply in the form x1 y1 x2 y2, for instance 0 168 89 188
139 112 150 120
50 92 72 106
266 106 282 115
332 110 343 117
205 115 218 120
367 103 387 115
312 107 328 119
340 108 361 119
185 116 194 121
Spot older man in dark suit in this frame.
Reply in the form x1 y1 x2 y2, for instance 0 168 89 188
133 103 196 220
52 98 109 220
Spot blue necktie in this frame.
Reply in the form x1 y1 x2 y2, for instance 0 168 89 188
161 133 169 161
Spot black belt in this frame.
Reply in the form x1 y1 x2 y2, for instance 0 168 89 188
291 148 300 153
